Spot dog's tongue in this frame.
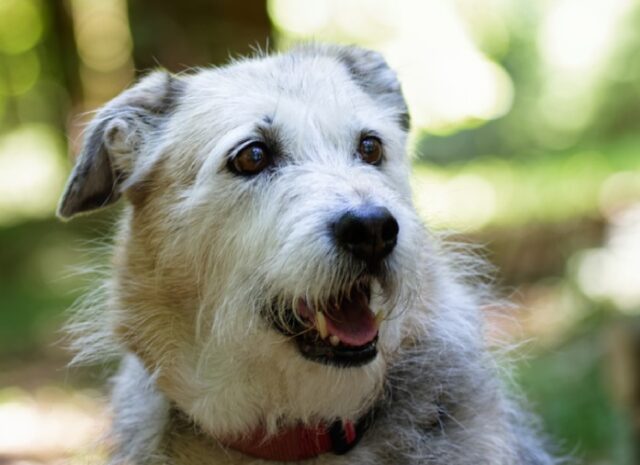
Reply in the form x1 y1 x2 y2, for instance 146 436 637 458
325 289 377 347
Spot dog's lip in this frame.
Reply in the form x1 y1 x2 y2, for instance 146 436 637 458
295 335 378 368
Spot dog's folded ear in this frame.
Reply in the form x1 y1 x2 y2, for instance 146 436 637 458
57 71 184 220
324 45 410 132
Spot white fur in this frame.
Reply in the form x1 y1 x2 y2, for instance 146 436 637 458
60 45 558 464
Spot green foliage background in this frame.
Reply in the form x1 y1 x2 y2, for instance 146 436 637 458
0 1 639 463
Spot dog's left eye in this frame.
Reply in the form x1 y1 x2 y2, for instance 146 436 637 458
357 137 383 165
230 142 272 175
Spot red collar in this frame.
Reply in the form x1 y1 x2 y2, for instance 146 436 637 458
222 417 370 461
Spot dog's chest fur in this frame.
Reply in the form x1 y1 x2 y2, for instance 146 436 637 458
109 328 553 465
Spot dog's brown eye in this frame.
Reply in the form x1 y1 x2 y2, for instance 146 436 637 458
358 137 383 165
231 143 272 175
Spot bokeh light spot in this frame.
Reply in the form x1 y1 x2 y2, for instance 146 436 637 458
268 0 331 36
0 0 43 55
4 49 40 95
267 0 515 133
0 125 66 225
76 13 133 72
413 171 497 230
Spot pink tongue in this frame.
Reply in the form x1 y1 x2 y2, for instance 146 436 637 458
324 290 377 347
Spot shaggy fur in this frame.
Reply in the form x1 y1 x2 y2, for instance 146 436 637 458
59 44 560 464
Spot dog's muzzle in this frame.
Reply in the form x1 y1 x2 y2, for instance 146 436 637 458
270 204 399 368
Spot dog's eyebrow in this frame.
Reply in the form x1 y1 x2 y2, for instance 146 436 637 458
224 120 282 162
361 129 383 140
256 122 285 157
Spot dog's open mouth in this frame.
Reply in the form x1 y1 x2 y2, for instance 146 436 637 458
275 285 381 367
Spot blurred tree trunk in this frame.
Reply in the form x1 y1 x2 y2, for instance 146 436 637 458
50 1 82 110
0 1 80 135
608 320 640 463
465 218 606 286
127 0 272 72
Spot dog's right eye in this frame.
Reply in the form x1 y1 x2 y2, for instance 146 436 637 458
358 136 383 165
229 142 272 175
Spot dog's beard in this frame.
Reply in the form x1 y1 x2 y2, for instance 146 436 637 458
191 223 419 373
183 262 401 435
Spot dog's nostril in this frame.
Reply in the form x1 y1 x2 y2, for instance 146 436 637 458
333 205 399 264
381 216 399 242
339 217 369 245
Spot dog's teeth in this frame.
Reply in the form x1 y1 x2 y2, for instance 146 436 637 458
316 311 328 339
329 335 340 346
374 311 385 329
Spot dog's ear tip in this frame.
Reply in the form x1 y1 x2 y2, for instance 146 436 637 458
56 189 79 221
56 201 78 221
55 176 100 221
55 176 74 219
56 195 107 221
56 209 73 222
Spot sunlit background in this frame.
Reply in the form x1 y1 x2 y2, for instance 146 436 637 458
0 0 639 463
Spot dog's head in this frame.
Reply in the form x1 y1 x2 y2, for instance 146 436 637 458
59 45 427 436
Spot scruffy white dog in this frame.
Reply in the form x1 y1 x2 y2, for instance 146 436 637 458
58 44 558 464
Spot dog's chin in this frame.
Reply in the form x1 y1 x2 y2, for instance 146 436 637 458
272 282 383 368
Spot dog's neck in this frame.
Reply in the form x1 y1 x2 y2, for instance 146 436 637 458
221 418 369 461
171 405 376 462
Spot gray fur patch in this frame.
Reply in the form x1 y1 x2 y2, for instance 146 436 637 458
57 72 184 219
109 355 170 465
290 44 411 132
334 47 411 132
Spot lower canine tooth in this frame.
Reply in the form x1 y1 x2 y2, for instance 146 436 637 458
374 311 385 329
316 312 328 339
329 335 340 346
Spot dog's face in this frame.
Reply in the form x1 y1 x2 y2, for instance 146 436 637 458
59 45 426 436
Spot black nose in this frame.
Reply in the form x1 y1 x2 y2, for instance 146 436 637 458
333 205 399 265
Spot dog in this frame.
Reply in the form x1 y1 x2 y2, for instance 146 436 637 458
58 44 558 464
